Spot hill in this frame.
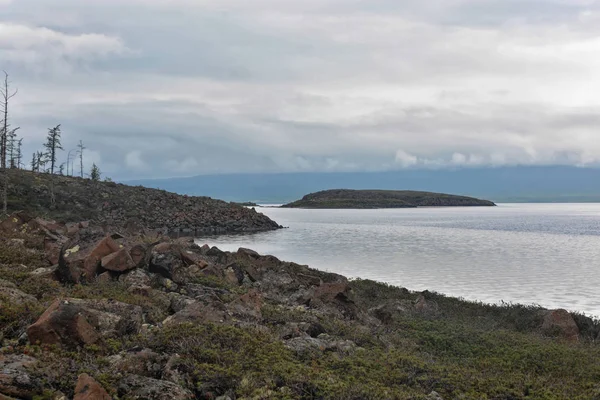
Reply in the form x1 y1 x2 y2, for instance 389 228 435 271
1 213 599 399
282 189 496 209
5 169 281 235
124 166 600 203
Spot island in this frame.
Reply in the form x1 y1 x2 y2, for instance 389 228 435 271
282 189 496 209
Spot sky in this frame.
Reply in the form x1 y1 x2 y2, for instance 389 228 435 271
1 0 600 179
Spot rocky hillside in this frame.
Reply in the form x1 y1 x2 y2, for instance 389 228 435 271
6 169 281 235
282 189 496 209
2 211 600 399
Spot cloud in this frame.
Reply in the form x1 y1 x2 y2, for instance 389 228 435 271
2 0 600 179
125 150 147 170
0 22 129 74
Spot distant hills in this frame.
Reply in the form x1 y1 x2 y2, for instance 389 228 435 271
282 189 496 209
124 166 600 204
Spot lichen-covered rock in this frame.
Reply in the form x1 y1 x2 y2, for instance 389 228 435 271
0 354 41 399
73 373 111 400
58 236 120 283
27 298 143 347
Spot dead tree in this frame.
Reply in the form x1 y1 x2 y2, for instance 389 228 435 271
0 71 18 214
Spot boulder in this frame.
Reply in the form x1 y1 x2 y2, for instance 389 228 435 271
0 280 37 306
163 301 228 326
0 212 33 234
73 373 111 400
117 375 194 400
128 244 148 268
119 269 152 288
107 349 165 378
27 299 99 347
228 290 263 321
101 248 136 272
0 354 41 399
27 298 143 347
414 294 439 315
541 309 579 342
149 244 184 281
58 236 120 283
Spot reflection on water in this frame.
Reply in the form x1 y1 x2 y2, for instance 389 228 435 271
197 204 600 317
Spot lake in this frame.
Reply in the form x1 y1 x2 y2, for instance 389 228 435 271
197 204 600 317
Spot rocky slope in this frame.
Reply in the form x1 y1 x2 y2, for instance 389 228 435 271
6 169 281 235
282 189 496 209
1 212 600 399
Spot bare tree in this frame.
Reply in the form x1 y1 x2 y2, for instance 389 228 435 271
0 71 18 214
77 140 86 178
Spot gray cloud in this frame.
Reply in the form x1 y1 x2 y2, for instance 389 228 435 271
2 0 600 179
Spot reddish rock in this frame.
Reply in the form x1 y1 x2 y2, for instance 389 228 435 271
65 222 80 236
542 309 580 342
310 282 350 303
229 289 263 320
27 299 100 347
79 221 91 229
128 244 148 267
59 236 120 283
101 248 135 272
27 298 143 348
73 373 111 400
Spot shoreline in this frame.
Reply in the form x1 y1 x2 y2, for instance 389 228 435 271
2 212 600 398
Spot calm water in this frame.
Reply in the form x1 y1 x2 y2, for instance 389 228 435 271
197 204 600 316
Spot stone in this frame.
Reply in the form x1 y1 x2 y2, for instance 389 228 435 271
101 248 136 272
541 309 580 342
97 272 113 284
117 375 194 400
119 269 152 287
58 236 120 283
0 354 41 399
129 244 148 268
27 298 143 348
108 349 165 378
414 294 439 315
163 301 228 326
73 373 111 400
0 285 37 306
228 289 263 321
27 299 100 347
149 245 184 281
427 391 444 400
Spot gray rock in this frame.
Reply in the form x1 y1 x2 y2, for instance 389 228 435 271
118 375 194 400
0 354 41 399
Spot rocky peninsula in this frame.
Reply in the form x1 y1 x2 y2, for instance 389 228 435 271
1 209 599 399
282 189 496 209
5 169 281 235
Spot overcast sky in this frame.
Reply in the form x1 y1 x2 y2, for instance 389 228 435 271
1 0 600 179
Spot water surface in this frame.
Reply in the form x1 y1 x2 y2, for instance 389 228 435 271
197 204 600 316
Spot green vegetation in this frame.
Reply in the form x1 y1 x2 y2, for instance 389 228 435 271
283 189 496 209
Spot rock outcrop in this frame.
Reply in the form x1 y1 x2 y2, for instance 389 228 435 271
5 169 282 235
